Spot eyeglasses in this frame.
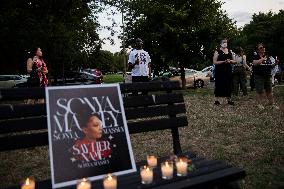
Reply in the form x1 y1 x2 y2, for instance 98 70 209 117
258 46 264 50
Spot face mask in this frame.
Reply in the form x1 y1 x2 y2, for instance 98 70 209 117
221 42 227 48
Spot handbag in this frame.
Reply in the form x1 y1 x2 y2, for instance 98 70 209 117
27 70 40 87
233 56 245 74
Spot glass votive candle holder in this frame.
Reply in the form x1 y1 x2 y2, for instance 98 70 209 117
175 157 188 176
161 161 173 179
147 155 157 167
77 178 91 189
103 173 117 189
140 165 153 184
21 178 35 189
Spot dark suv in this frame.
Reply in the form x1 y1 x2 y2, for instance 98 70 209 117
51 70 103 86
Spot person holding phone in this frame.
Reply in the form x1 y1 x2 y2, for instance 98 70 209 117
252 43 279 110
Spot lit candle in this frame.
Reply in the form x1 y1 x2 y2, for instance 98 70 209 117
77 178 91 189
103 174 117 189
176 158 188 176
21 178 35 189
147 155 157 167
161 161 173 179
140 166 153 184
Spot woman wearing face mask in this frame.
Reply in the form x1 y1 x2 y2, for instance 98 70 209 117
213 38 236 105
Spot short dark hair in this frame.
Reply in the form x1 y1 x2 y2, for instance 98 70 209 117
235 47 244 55
256 43 264 51
136 38 143 44
219 37 228 43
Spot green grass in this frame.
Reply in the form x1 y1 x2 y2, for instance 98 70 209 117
0 85 283 188
103 74 124 83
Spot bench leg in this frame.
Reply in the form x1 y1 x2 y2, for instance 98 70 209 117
171 127 182 154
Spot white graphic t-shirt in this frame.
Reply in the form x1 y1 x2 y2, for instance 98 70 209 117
128 49 151 76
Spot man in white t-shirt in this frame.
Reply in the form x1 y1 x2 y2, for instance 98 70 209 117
128 38 151 83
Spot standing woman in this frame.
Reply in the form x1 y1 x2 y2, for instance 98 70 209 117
232 47 251 96
27 47 48 87
26 47 48 103
213 38 236 105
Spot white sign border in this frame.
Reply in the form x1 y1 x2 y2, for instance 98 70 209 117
45 84 137 188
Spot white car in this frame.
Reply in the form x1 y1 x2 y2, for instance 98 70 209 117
201 66 214 80
0 75 28 88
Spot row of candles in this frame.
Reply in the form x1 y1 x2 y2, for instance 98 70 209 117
22 155 192 189
142 155 191 184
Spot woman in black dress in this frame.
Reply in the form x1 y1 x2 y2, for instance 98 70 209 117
213 38 236 105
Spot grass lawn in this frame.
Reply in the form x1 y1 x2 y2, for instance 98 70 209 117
0 85 283 188
103 74 124 83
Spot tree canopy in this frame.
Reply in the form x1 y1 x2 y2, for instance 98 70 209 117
118 0 238 70
239 10 284 62
1 0 283 75
0 0 101 74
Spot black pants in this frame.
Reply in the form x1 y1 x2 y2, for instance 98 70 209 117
132 76 149 95
250 73 255 91
232 73 247 96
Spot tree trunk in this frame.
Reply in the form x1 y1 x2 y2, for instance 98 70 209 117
180 66 186 89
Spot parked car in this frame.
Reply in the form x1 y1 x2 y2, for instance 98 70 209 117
158 67 180 77
51 71 102 86
82 68 103 84
201 66 214 81
170 69 210 88
0 75 28 88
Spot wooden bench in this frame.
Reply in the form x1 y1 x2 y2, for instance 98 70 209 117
0 81 246 189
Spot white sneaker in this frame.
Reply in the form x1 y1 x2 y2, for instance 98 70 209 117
257 104 265 110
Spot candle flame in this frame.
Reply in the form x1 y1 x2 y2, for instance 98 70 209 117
165 162 169 167
25 178 30 185
107 174 113 180
80 178 88 186
179 159 184 164
146 167 150 171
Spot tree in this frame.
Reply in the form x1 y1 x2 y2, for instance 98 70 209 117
0 0 101 75
114 0 238 88
240 11 284 62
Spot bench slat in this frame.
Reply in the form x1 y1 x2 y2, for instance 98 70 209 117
0 104 46 119
124 93 184 107
0 81 180 101
0 87 45 100
5 157 245 189
0 94 184 120
128 116 188 134
0 105 186 134
0 117 187 151
0 132 48 151
126 104 186 120
0 116 47 134
120 81 180 93
152 167 246 189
